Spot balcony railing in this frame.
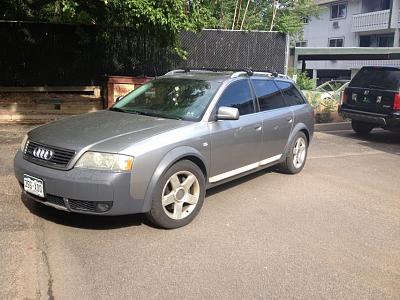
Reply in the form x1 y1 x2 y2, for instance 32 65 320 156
352 9 390 32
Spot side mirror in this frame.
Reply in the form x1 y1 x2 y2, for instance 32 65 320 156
216 106 239 121
115 95 124 103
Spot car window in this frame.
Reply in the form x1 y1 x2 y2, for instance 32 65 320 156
251 79 286 111
217 80 255 115
349 67 400 90
276 81 306 106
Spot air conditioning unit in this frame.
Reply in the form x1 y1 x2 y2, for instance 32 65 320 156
333 21 340 28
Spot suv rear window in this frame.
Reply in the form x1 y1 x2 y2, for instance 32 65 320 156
349 67 400 90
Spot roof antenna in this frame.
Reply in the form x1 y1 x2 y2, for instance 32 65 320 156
243 67 253 76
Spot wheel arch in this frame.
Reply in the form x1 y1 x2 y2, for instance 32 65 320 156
142 146 208 212
283 123 311 157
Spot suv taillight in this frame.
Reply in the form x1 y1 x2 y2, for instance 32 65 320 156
340 90 349 105
394 93 400 110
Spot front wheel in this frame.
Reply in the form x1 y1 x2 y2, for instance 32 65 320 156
351 120 374 135
278 132 308 174
146 160 206 229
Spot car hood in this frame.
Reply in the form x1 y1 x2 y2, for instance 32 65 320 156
28 110 190 152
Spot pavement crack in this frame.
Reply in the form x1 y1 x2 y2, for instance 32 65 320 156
41 249 55 300
34 218 55 300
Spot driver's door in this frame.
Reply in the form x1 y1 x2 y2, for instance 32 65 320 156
208 79 262 183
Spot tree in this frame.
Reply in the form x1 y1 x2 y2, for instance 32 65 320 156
200 0 321 35
0 0 321 53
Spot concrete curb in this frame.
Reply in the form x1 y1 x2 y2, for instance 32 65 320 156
315 122 351 132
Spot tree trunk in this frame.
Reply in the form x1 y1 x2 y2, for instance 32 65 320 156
240 0 251 30
270 0 278 31
232 0 239 30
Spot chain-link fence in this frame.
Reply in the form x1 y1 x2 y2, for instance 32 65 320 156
0 22 287 86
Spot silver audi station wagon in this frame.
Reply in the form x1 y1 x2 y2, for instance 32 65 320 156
14 70 314 228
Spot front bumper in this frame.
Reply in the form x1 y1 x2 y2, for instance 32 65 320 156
14 151 146 215
339 107 400 129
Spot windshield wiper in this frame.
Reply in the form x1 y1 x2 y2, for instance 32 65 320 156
109 107 127 113
128 110 183 120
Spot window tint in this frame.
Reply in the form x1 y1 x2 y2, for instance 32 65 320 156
276 81 306 106
217 80 255 115
251 79 286 111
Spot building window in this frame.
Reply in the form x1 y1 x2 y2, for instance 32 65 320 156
302 17 309 24
329 37 344 47
360 34 394 47
330 2 347 19
295 41 308 47
362 0 390 13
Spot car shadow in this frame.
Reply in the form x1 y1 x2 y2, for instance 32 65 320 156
21 193 149 230
323 129 400 155
21 167 278 230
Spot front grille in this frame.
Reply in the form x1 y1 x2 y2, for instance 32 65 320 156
68 199 96 212
24 140 76 168
46 194 66 207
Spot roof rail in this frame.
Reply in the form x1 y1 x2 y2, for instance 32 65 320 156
164 69 187 75
231 71 289 79
165 69 227 75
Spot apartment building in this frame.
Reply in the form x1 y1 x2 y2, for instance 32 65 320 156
298 0 400 81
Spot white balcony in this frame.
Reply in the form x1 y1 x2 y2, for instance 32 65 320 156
352 9 390 32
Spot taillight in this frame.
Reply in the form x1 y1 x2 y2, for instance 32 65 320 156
340 90 349 105
394 93 400 110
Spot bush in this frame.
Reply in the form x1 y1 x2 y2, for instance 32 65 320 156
296 72 317 90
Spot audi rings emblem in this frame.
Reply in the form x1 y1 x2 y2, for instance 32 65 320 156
33 147 54 160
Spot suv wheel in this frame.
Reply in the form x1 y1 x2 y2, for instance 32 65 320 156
351 120 374 135
279 132 308 174
146 160 205 229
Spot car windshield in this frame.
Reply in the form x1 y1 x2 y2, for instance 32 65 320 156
349 67 400 90
111 78 221 121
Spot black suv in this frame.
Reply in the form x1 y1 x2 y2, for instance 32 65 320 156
339 66 400 134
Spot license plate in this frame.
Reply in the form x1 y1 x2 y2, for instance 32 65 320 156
24 174 44 198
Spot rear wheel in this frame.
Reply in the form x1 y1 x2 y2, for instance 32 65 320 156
146 160 205 229
351 120 374 135
279 132 308 174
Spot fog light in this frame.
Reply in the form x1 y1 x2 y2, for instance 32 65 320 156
95 202 113 213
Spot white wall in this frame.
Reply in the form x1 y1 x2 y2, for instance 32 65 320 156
302 0 362 70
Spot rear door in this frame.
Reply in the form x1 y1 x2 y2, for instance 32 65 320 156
251 79 293 162
345 67 400 114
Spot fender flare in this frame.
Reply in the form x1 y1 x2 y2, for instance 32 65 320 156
282 123 310 158
141 146 207 212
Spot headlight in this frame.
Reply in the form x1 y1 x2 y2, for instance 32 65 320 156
20 134 28 152
75 152 134 171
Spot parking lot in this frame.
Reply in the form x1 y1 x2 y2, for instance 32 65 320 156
1 124 399 299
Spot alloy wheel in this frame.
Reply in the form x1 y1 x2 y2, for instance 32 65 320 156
161 171 200 220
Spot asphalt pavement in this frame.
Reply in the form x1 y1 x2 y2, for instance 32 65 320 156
1 125 399 299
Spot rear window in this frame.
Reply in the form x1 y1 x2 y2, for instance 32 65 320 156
251 79 286 111
276 81 306 106
349 68 400 90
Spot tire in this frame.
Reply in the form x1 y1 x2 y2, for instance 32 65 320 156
146 160 206 229
351 120 374 135
279 132 308 174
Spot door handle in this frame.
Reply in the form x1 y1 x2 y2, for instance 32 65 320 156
254 125 262 131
